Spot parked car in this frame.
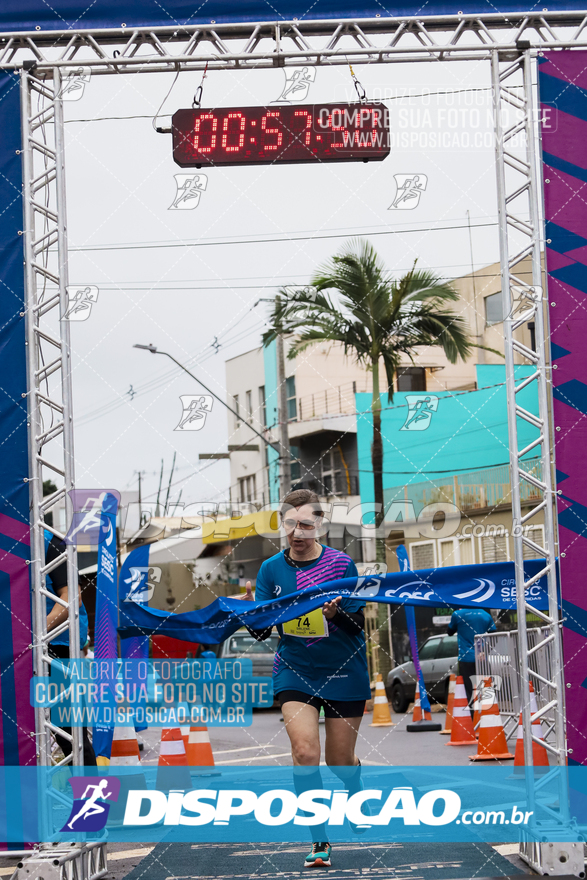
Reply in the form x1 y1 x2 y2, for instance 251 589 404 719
217 627 279 679
386 633 458 713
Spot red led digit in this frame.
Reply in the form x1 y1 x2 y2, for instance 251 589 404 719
194 113 218 154
328 108 348 149
221 112 246 152
293 110 312 146
261 111 283 151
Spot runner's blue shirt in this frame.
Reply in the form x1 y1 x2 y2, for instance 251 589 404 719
254 545 371 701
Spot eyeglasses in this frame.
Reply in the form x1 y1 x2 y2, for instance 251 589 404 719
283 518 318 532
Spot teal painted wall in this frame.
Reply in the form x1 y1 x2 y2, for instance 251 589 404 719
262 340 280 504
355 364 539 513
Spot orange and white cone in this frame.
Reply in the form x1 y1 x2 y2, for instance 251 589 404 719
110 726 141 766
513 683 549 770
441 674 456 735
469 682 514 761
471 678 485 734
156 726 192 790
370 674 394 727
446 676 477 746
412 680 432 723
186 726 215 766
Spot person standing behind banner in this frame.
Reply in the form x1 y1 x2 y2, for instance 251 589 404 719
45 530 96 766
447 607 496 714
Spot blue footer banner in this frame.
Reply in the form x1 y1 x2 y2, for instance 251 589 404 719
118 559 553 644
1 766 584 843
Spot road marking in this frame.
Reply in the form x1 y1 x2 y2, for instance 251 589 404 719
215 752 292 764
107 848 155 861
212 744 285 755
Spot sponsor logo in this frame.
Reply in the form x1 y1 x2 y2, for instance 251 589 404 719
453 578 496 603
123 786 461 828
353 576 383 598
61 776 120 832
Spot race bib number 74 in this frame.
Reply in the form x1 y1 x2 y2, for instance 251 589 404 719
282 607 329 638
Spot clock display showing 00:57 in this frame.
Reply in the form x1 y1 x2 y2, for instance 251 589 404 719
172 103 390 167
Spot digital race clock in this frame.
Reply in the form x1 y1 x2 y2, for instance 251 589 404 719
172 103 390 168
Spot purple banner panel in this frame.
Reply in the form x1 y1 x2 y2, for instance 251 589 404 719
540 51 587 764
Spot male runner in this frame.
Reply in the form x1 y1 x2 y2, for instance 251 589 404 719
242 489 370 868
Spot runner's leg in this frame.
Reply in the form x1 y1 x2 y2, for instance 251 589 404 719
282 701 329 847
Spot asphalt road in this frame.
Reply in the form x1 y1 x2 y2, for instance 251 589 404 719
137 705 480 768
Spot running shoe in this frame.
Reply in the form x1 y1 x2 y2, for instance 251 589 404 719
304 841 332 867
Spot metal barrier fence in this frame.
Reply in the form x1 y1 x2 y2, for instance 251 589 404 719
475 625 562 745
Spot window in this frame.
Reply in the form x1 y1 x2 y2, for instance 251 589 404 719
485 291 503 325
419 637 441 660
397 367 426 392
259 385 267 428
481 533 508 562
228 634 280 654
523 525 545 559
411 541 436 570
321 448 343 496
458 537 474 565
439 540 457 566
437 635 458 659
290 445 301 483
238 475 257 503
245 390 252 422
286 376 297 421
233 394 240 427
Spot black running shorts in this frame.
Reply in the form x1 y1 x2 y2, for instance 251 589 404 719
277 689 366 718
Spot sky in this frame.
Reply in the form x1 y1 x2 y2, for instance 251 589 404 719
62 55 503 509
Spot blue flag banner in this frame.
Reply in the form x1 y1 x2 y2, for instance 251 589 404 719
396 545 432 715
119 544 153 733
119 559 552 644
92 493 119 760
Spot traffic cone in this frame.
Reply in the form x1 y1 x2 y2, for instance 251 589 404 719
107 727 146 827
185 726 215 766
470 683 481 736
110 726 141 766
441 674 456 735
446 676 477 746
513 683 550 771
469 682 514 761
412 680 431 723
156 726 192 790
407 679 441 732
370 674 394 727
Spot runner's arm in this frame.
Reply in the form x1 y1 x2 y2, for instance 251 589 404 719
245 563 273 642
330 607 364 636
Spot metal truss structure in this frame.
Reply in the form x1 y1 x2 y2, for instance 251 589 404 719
3 12 587 73
13 11 581 872
22 65 82 778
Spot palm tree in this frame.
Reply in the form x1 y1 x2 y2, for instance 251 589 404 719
263 239 474 563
